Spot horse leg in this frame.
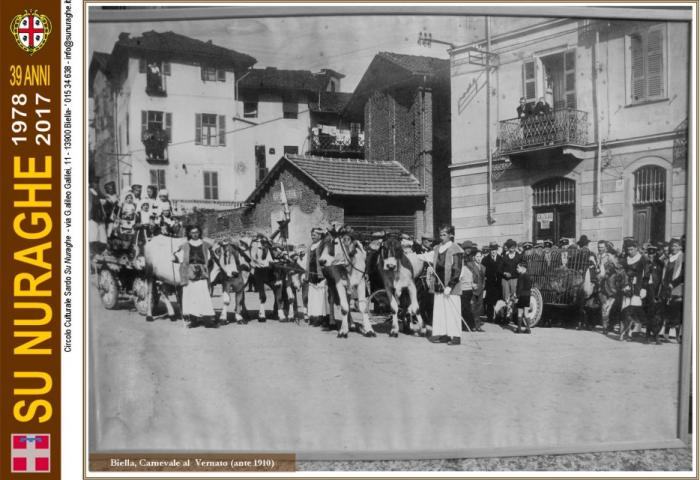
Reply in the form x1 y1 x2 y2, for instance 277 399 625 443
407 281 425 336
336 280 350 338
356 279 375 337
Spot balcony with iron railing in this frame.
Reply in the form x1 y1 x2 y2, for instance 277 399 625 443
497 109 589 155
307 132 364 158
170 199 248 214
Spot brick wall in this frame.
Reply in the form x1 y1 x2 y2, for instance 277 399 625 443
364 84 451 237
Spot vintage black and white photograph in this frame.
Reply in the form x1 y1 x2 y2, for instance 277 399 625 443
86 4 693 468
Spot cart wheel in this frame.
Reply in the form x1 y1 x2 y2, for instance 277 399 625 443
526 287 544 327
133 276 154 316
98 269 119 310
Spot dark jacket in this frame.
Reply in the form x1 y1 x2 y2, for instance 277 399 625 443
501 251 522 280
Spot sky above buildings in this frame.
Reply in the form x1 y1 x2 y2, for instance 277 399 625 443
88 8 542 92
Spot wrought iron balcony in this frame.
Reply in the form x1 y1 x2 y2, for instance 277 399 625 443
497 109 589 154
307 132 364 158
170 199 248 214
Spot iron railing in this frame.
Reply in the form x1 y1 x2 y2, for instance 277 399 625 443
497 109 589 153
308 133 364 156
170 199 247 214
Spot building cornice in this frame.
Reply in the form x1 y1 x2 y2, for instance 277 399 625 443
449 130 685 171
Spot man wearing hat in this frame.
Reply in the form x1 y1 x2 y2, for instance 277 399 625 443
501 239 522 319
481 241 504 323
643 242 662 306
366 231 389 314
419 233 435 253
521 241 534 261
460 240 485 332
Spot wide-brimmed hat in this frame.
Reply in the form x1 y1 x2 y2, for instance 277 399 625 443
371 231 386 239
559 238 570 247
521 241 534 250
534 240 544 248
488 241 499 250
460 240 477 252
543 240 553 247
577 235 590 247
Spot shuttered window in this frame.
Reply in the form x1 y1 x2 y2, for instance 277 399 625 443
630 24 665 102
522 61 536 103
149 169 166 190
195 114 226 146
203 171 219 200
634 166 666 205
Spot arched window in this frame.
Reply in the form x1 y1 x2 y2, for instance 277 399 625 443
633 166 666 244
532 177 576 243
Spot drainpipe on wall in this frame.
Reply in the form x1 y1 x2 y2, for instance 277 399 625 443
594 29 604 216
486 16 495 224
234 67 253 118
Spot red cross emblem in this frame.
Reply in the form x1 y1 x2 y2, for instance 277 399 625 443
10 10 52 55
11 434 51 473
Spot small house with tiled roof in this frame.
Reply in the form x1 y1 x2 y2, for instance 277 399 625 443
89 31 257 212
345 52 452 238
240 154 426 245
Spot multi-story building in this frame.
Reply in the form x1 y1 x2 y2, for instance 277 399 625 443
89 31 256 211
450 18 689 247
234 67 360 190
345 52 452 237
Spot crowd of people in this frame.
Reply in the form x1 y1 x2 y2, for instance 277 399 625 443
89 186 685 340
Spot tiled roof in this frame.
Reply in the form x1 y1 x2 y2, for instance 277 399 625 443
377 52 450 76
238 67 325 92
308 92 353 113
344 51 450 119
247 155 425 203
113 31 256 71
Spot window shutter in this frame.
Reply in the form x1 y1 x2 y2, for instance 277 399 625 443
203 171 210 199
163 61 171 76
141 110 147 135
522 61 536 102
165 112 172 143
195 113 202 145
217 69 226 82
200 65 206 81
564 50 577 109
150 170 158 186
646 26 664 98
631 33 645 102
139 58 146 73
218 115 226 146
212 172 219 199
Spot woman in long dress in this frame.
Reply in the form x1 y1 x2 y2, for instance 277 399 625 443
173 225 221 328
427 225 464 345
